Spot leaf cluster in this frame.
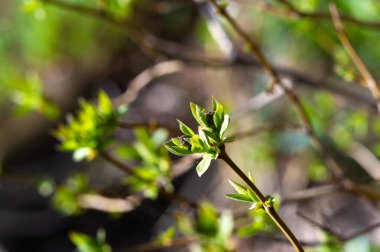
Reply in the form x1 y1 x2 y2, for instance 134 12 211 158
52 173 90 215
176 202 234 252
118 127 173 198
53 91 127 161
166 98 232 176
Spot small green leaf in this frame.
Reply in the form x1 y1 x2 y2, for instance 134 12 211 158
165 141 192 156
151 128 169 147
196 154 213 177
116 145 139 160
190 135 206 153
225 193 253 202
202 128 220 142
198 128 210 148
213 100 224 130
247 188 258 202
190 102 202 126
220 114 230 137
98 90 113 115
228 179 247 195
177 120 195 136
196 104 208 127
223 136 234 143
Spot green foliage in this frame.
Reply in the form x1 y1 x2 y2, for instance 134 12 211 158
52 173 89 215
237 209 276 237
119 127 172 199
69 229 111 252
176 202 234 252
166 98 232 177
155 227 176 246
11 73 60 119
53 91 127 161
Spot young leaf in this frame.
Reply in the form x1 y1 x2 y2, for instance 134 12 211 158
220 114 230 137
195 104 208 127
190 135 206 153
213 100 224 130
190 102 203 126
196 154 212 177
225 193 253 202
202 128 220 142
247 188 259 203
165 141 192 156
198 128 210 148
228 179 247 195
177 120 195 136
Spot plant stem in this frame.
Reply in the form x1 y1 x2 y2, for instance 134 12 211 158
218 148 304 252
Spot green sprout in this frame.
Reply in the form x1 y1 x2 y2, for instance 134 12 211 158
165 98 233 176
69 229 111 252
176 202 234 252
53 90 127 161
118 127 173 199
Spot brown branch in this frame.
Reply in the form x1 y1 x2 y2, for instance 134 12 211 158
113 60 184 107
329 4 380 114
281 184 343 204
218 148 304 252
234 0 380 31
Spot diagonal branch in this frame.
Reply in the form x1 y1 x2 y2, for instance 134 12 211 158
329 3 380 114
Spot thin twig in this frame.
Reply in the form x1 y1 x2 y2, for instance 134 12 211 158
218 148 304 252
329 3 380 114
113 60 184 107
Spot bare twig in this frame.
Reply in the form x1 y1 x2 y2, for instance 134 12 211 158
113 60 184 107
329 4 380 114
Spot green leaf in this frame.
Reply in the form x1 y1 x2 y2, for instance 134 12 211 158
198 128 210 148
151 128 169 147
247 188 258 202
116 145 139 160
225 193 253 202
196 202 218 236
213 99 224 130
228 179 247 195
135 127 155 153
155 227 176 245
196 154 213 177
218 211 234 240
220 114 230 138
165 141 192 156
202 128 220 142
178 120 195 136
190 135 206 153
98 90 113 115
190 102 202 126
223 136 234 143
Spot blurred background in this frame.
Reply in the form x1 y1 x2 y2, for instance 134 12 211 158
2 0 380 251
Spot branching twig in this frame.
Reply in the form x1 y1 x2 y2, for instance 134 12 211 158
218 147 304 252
329 4 380 114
